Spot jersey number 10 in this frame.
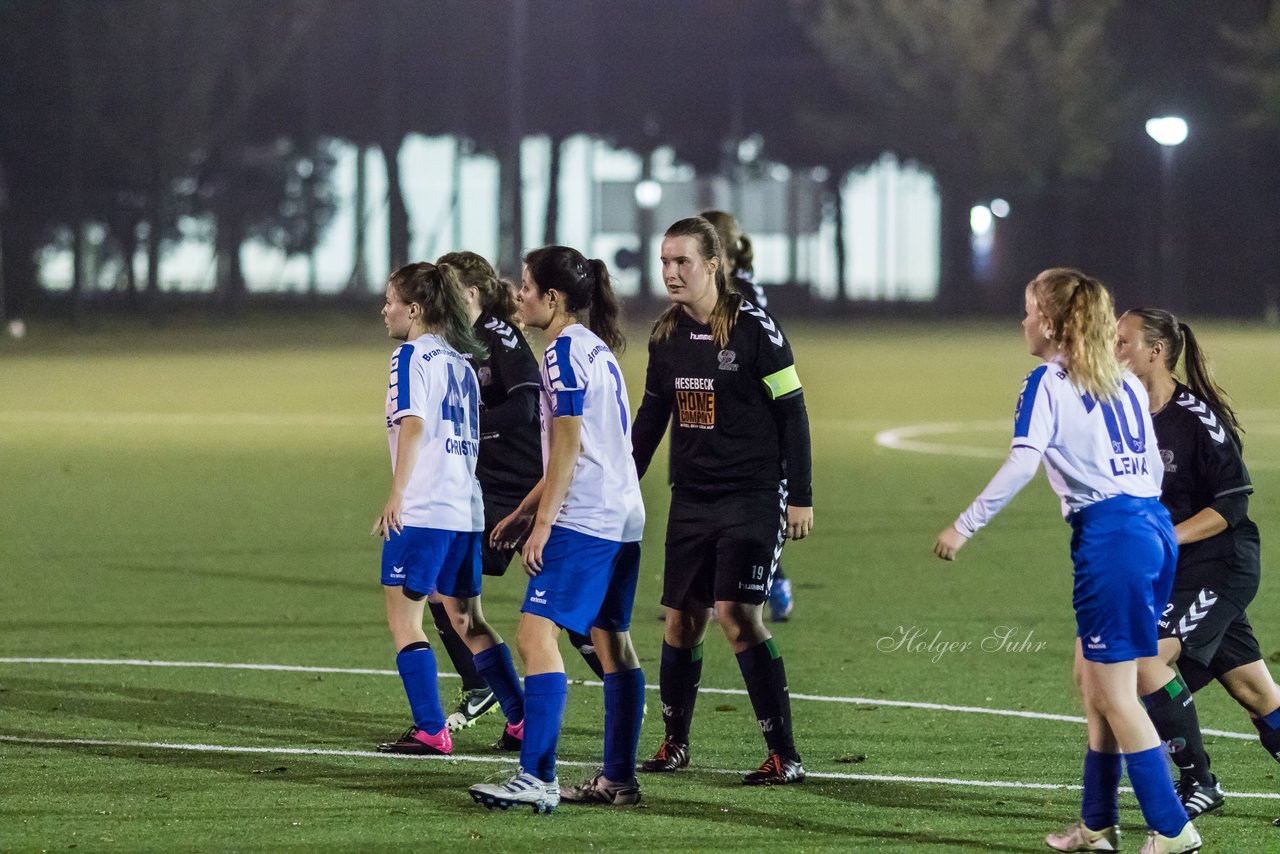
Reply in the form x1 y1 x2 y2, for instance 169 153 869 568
441 363 479 440
1082 383 1147 455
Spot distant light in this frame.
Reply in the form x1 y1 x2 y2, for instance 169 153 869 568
810 165 830 183
737 134 763 164
768 163 791 182
634 179 663 210
990 198 1011 218
970 205 994 237
1146 116 1188 147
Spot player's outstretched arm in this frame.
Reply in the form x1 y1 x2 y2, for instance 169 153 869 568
491 479 545 549
933 525 969 561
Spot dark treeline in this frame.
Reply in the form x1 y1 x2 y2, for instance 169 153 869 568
1 0 1278 319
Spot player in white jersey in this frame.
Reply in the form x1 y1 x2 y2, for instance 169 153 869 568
372 262 526 758
933 269 1201 854
469 246 646 813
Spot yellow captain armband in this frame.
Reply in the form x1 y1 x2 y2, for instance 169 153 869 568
762 365 802 400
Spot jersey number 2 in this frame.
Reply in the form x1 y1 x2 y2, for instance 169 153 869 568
441 364 479 440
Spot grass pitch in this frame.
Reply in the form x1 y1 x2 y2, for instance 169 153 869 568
2 311 1279 852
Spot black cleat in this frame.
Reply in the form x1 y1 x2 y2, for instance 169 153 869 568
638 738 689 773
743 751 805 786
1177 773 1225 819
494 719 523 752
446 687 499 732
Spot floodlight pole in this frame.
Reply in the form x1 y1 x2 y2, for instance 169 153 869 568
1145 117 1188 310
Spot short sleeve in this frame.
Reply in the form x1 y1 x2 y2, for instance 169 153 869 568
743 302 801 400
389 344 428 423
1011 365 1052 453
544 335 585 417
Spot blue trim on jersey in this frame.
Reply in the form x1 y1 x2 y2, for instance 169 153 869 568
554 389 585 416
394 344 415 414
549 336 577 389
1013 364 1048 439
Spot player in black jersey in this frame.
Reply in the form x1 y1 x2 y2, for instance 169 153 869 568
701 210 794 622
424 252 605 742
1118 308 1280 819
632 216 813 785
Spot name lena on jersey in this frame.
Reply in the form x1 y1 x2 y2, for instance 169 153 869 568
1109 455 1149 477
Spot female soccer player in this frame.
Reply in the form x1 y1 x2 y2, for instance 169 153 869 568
632 216 813 786
1118 308 1280 819
424 251 606 738
933 270 1200 854
700 209 795 622
372 262 525 757
468 246 646 813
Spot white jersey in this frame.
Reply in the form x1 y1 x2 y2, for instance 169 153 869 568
539 324 645 542
1012 359 1163 516
385 333 485 531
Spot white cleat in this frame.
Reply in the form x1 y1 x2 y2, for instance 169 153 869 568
1138 821 1201 854
469 769 560 814
1045 820 1119 851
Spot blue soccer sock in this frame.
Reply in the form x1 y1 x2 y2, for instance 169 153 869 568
1125 745 1190 836
1251 706 1280 762
395 642 445 733
602 667 645 783
520 672 568 783
473 643 525 725
1080 749 1121 830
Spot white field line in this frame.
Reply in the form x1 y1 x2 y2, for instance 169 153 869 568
3 735 1278 801
0 656 1258 742
0 411 373 428
875 420 1280 470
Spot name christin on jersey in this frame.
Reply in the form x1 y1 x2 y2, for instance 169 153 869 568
444 437 479 457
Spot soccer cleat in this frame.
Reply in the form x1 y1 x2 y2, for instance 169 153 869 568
742 751 806 786
446 687 499 732
767 577 794 622
1044 820 1119 851
376 726 452 755
638 738 689 773
494 719 524 751
1176 773 1225 819
559 768 642 806
469 769 559 814
1138 821 1201 854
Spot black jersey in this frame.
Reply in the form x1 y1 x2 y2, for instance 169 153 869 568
1154 382 1260 591
466 312 542 501
632 298 812 504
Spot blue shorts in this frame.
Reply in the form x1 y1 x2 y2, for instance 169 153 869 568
381 527 482 599
1070 495 1177 663
521 527 640 636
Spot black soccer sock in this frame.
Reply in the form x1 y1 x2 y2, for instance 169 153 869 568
1251 707 1280 763
566 629 606 680
659 641 703 744
736 638 797 758
1142 674 1213 784
427 601 486 691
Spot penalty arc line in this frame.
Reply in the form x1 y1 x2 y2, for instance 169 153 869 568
4 735 1279 800
0 656 1259 742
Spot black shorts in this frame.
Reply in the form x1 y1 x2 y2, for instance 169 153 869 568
660 486 786 610
481 493 524 577
1159 585 1263 688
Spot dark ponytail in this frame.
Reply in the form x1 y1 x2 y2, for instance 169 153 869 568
1179 321 1242 444
1127 308 1243 444
585 258 625 353
524 245 625 353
